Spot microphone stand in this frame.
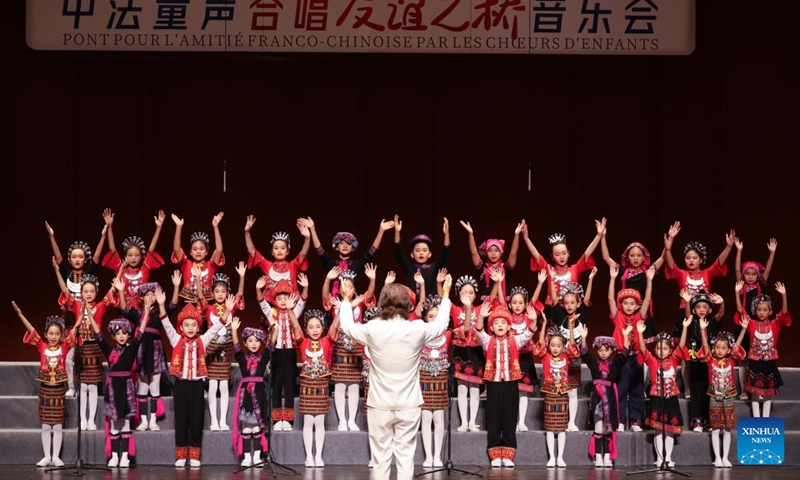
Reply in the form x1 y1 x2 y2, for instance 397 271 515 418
47 327 110 475
417 345 482 478
628 352 691 477
234 359 298 476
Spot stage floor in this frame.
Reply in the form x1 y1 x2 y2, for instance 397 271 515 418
0 465 795 480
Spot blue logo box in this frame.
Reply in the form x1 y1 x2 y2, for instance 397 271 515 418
738 417 784 465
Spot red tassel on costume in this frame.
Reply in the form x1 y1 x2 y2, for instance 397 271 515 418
156 397 166 417
104 418 112 457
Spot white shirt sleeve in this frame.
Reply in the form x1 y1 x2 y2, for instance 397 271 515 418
476 328 491 350
160 315 180 347
293 298 306 319
338 301 371 347
422 298 453 343
514 328 535 349
259 299 275 325
200 321 224 348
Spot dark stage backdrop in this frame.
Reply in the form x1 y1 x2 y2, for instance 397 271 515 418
2 1 798 364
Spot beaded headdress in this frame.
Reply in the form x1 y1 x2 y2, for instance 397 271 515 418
751 294 772 313
270 231 291 249
68 240 92 259
509 286 529 303
121 236 146 253
189 231 210 246
455 275 478 294
212 272 231 289
45 315 66 332
108 318 133 334
548 233 567 246
684 241 707 264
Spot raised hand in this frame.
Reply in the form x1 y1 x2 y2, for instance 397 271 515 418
414 271 424 285
682 317 693 328
256 276 267 290
460 291 473 307
581 324 589 339
11 301 22 316
735 237 743 250
171 214 184 226
514 221 524 235
384 271 396 285
111 277 125 292
479 301 491 319
775 282 786 294
364 263 377 280
636 321 647 334
767 238 778 252
45 221 55 236
326 266 342 280
393 214 402 233
287 293 299 310
522 219 529 239
442 217 449 235
443 274 453 294
668 221 681 239
699 318 709 330
679 288 692 303
232 317 241 332
329 297 341 309
154 210 166 227
303 217 315 230
235 261 246 277
225 293 238 312
589 266 598 279
143 293 154 311
734 280 744 293
212 212 225 228
297 273 308 288
459 220 474 234
103 208 114 226
622 324 633 338
489 267 504 283
596 217 607 236
51 256 59 270
709 293 724 305
172 270 182 286
609 263 619 278
726 229 737 247
155 288 166 305
740 314 750 329
436 268 448 283
646 265 656 280
297 219 310 238
244 215 257 232
525 304 538 321
352 294 365 308
379 218 395 231
537 269 548 284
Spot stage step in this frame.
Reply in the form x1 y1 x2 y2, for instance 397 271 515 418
1 428 799 466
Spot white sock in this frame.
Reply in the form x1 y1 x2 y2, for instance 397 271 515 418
334 383 346 424
752 401 761 417
347 383 360 423
546 432 555 460
763 400 772 418
88 385 98 425
594 420 604 434
421 410 433 461
219 380 229 425
557 432 566 461
518 395 528 427
302 415 314 459
468 386 480 425
149 374 161 397
433 410 445 460
41 424 52 459
314 415 325 459
712 429 721 460
66 348 75 390
52 425 63 459
457 384 468 427
80 384 89 425
208 380 219 426
665 434 675 462
722 430 731 461
654 434 664 462
568 389 578 426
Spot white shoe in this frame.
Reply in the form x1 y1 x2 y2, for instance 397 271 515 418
66 388 75 397
517 423 528 432
219 422 230 431
149 423 160 431
723 459 732 468
501 459 515 468
567 423 579 432
80 420 88 431
314 457 324 467
490 459 502 468
631 425 643 432
423 458 433 468
189 459 201 468
714 458 723 468
119 453 130 468
253 452 263 467
433 458 443 467
468 423 480 432
52 457 65 467
338 421 348 432
242 453 253 467
692 426 703 433
136 420 148 431
595 454 604 468
456 424 468 432
348 421 360 431
36 457 51 467
108 453 119 468
305 457 315 468
667 460 675 468
210 423 220 431
617 424 625 431
175 459 186 467
368 460 373 468
603 453 613 467
557 458 566 468
546 457 556 468
87 423 97 431
274 420 285 431
739 393 749 400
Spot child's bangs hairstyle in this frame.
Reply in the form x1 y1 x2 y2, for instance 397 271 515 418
212 272 231 290
303 309 329 330
378 284 414 320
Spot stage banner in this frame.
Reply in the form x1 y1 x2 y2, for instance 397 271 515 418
27 0 694 54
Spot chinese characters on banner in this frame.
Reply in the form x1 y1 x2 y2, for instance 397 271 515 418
27 0 694 54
